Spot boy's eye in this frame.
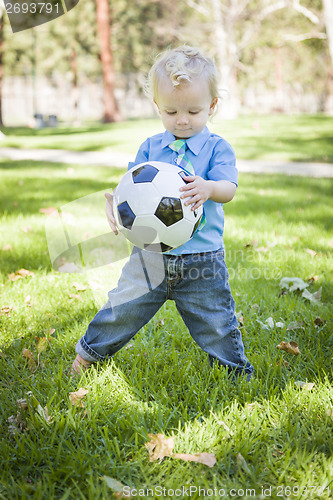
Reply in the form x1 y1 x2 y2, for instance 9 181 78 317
189 111 199 115
166 111 176 115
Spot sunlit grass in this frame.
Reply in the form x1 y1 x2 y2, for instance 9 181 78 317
1 114 333 162
0 159 333 498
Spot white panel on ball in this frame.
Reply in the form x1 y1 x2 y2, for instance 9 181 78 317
113 161 203 252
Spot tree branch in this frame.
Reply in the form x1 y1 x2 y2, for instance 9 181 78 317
239 1 288 51
239 0 321 52
283 32 327 42
292 0 320 25
185 0 209 16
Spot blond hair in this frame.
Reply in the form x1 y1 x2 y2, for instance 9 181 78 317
146 45 219 100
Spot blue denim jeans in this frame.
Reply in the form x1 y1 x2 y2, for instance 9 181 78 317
76 247 254 379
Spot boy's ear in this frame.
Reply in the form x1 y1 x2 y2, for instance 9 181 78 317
153 99 161 114
209 98 218 115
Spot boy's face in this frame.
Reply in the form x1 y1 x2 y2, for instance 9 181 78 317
154 77 218 139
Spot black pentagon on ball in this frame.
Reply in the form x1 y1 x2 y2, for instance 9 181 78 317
132 164 159 183
190 213 203 238
144 242 174 253
117 201 136 229
155 197 183 226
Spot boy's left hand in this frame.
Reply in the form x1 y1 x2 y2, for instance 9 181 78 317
179 175 211 211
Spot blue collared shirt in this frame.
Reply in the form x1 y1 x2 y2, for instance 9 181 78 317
128 126 237 255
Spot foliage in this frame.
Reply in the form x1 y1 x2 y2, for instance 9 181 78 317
0 156 333 497
1 0 332 109
239 0 330 99
112 0 195 76
3 0 99 78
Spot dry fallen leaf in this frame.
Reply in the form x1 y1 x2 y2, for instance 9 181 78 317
279 277 309 292
245 239 258 249
255 246 269 253
59 262 81 273
246 402 264 413
173 452 216 468
87 280 102 290
23 348 37 371
8 268 34 281
24 295 33 306
286 321 304 331
69 388 89 407
236 453 251 474
102 476 126 495
302 287 322 305
145 434 216 468
8 412 28 435
295 381 315 390
36 337 50 354
39 207 57 215
276 341 301 355
37 405 51 423
16 398 29 410
69 293 83 301
314 317 326 327
145 433 174 462
276 358 290 369
305 248 317 258
0 306 13 316
236 311 244 327
16 394 51 423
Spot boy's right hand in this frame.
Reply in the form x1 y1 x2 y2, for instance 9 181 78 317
105 192 118 235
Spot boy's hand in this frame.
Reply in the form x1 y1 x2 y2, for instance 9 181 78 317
105 192 118 235
179 175 212 211
180 176 236 207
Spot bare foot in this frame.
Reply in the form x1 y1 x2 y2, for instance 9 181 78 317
71 354 93 376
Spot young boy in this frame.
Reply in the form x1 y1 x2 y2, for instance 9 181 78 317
71 45 254 380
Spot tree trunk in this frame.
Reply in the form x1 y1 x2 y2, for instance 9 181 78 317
210 0 239 119
323 0 333 66
70 41 80 124
0 12 4 127
95 0 120 123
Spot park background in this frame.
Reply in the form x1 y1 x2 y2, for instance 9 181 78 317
0 0 333 124
0 0 333 499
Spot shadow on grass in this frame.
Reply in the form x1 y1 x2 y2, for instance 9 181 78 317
1 124 114 137
0 160 123 217
234 174 333 233
1 159 333 495
1 247 333 495
1 320 333 498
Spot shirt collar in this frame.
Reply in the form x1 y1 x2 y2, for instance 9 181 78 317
161 126 210 156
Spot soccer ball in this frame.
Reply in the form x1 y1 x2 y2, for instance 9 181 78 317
113 161 203 252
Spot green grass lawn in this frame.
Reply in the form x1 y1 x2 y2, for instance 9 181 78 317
0 159 333 499
1 114 333 163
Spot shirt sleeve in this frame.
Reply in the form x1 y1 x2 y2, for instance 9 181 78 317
128 138 150 171
207 139 238 186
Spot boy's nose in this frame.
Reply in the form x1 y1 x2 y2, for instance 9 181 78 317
177 114 189 125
